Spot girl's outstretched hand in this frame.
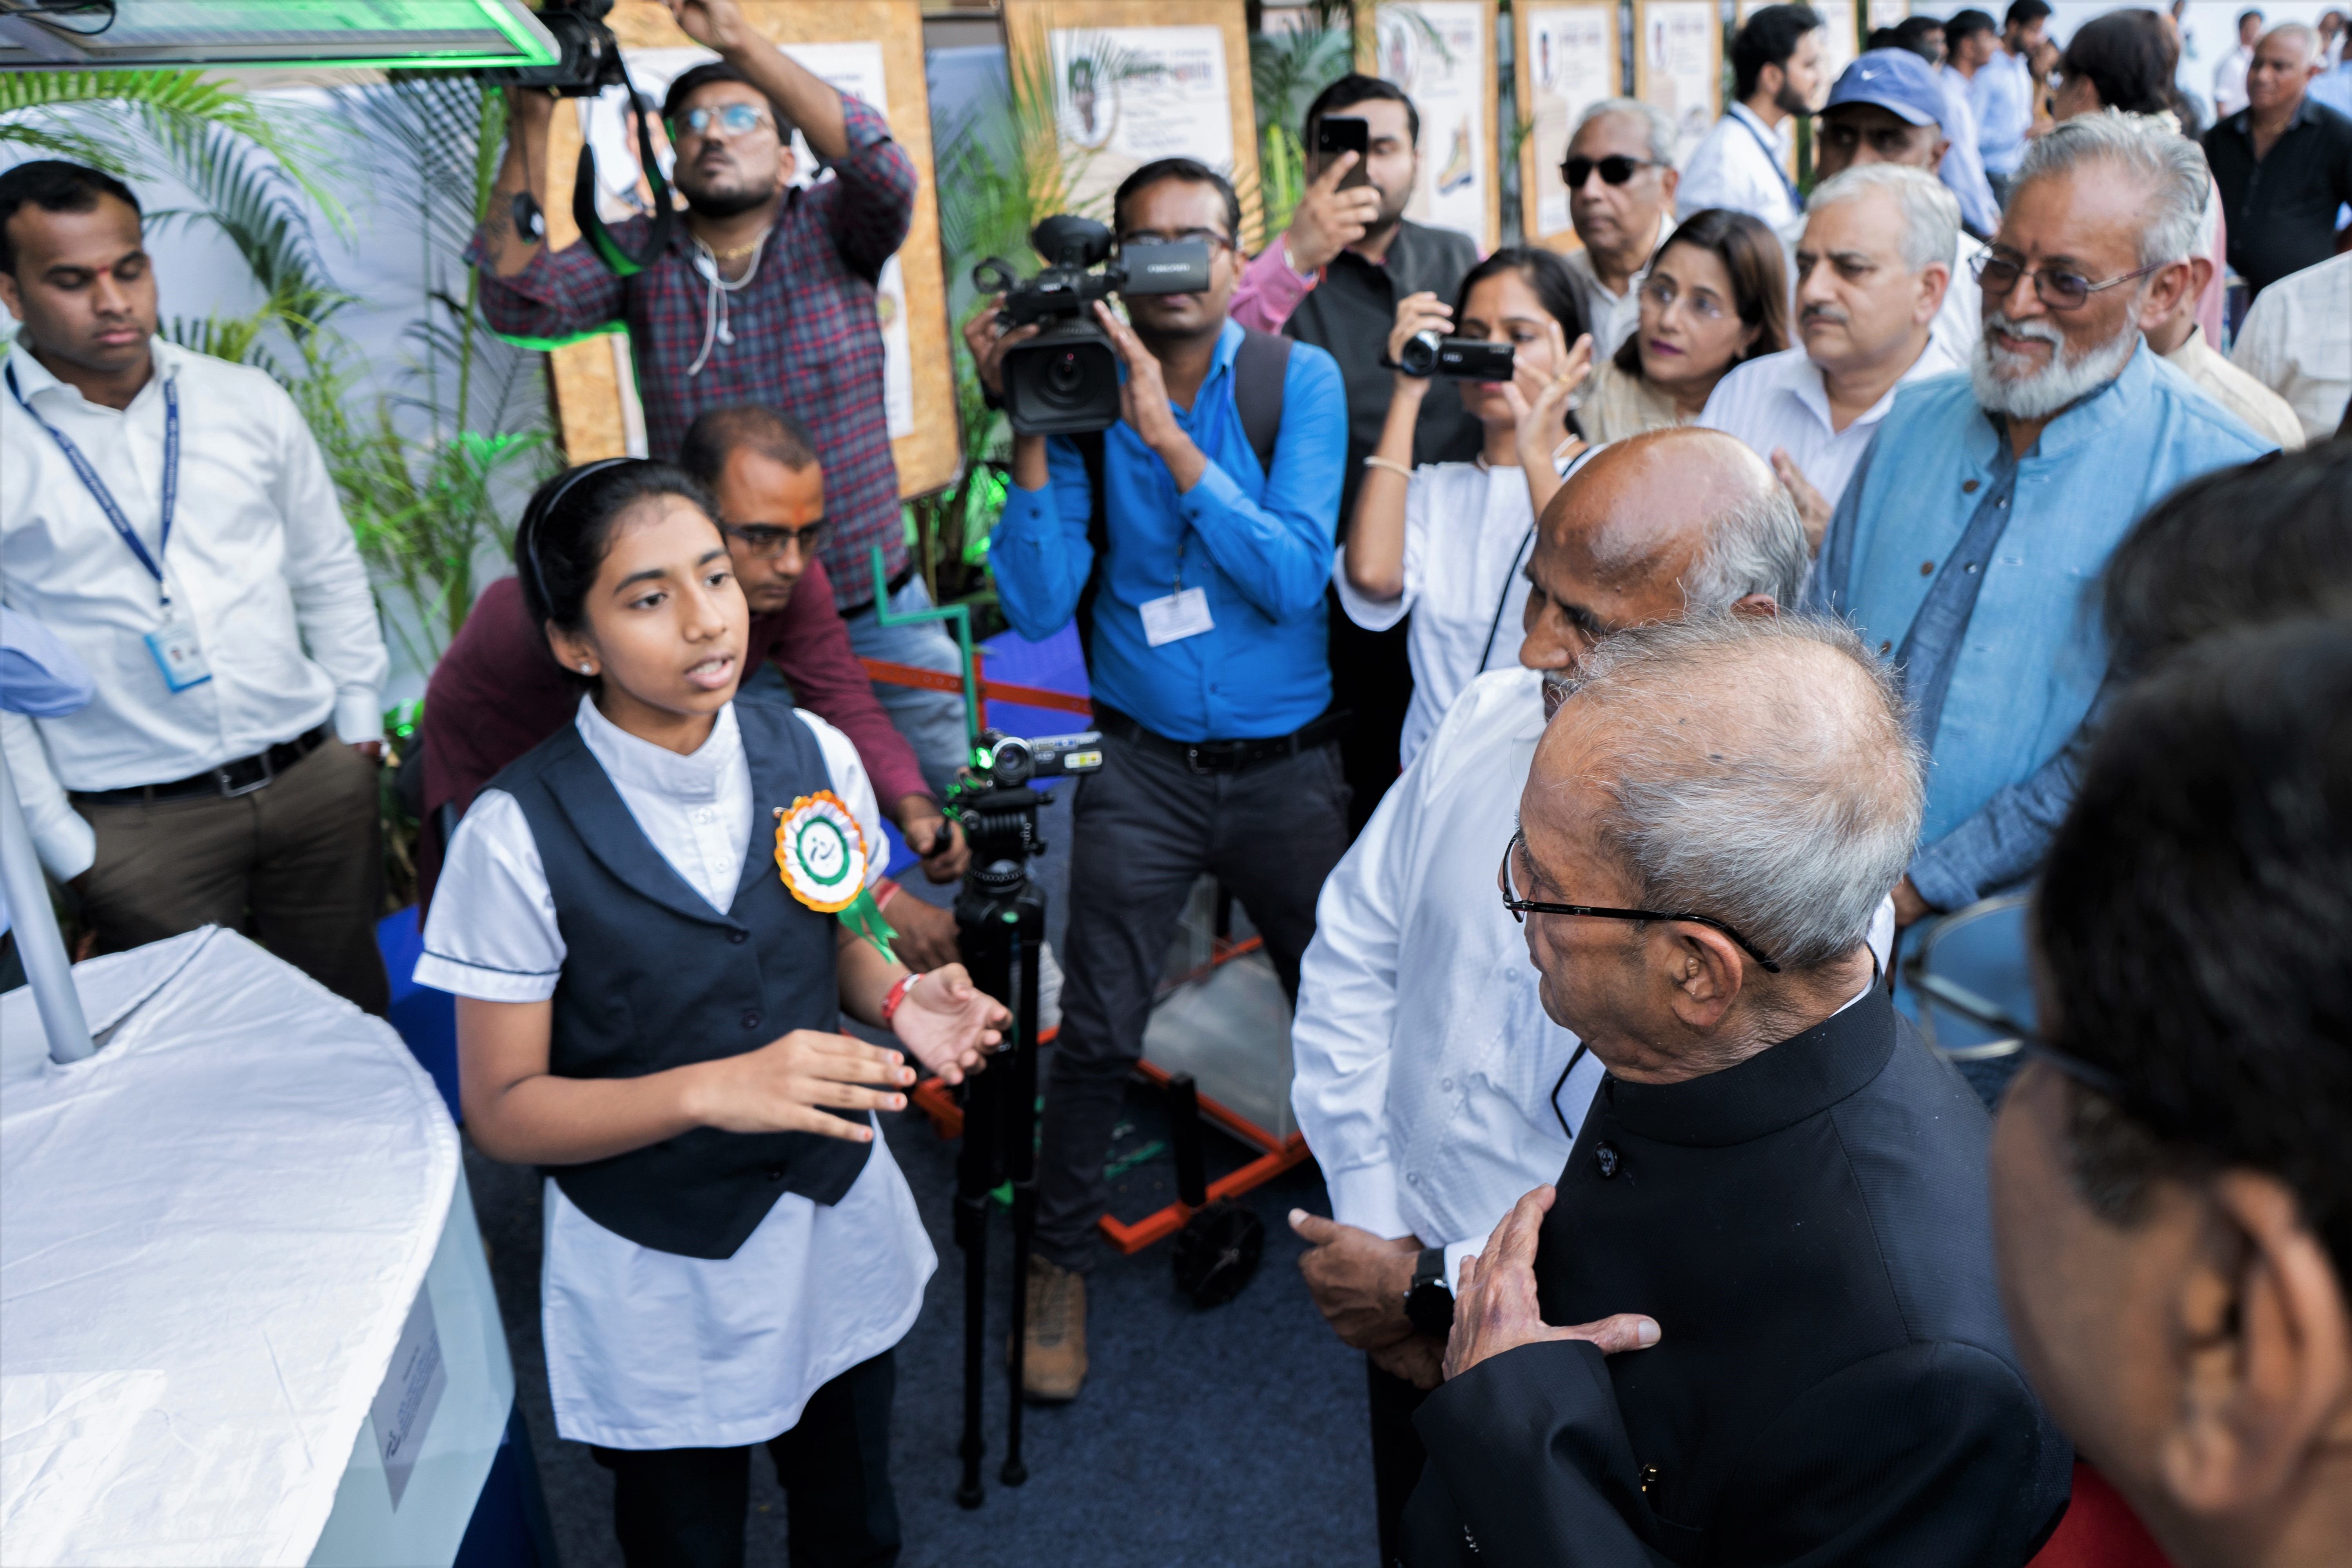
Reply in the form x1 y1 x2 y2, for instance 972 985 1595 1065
891 963 1009 1086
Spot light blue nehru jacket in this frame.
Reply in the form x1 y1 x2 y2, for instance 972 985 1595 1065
1807 343 2274 909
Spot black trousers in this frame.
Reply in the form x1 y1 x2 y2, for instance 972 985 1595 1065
1369 1355 1434 1568
591 1351 900 1568
1034 728 1352 1271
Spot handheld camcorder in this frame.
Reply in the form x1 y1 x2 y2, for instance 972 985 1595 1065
965 730 1105 791
1397 330 1515 381
974 216 1214 436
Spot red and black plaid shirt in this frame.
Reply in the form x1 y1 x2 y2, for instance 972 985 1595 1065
473 94 916 610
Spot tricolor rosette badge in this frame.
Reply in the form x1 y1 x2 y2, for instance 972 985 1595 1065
774 791 869 913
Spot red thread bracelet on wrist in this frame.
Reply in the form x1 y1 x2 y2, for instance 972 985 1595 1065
873 877 902 912
880 971 924 1027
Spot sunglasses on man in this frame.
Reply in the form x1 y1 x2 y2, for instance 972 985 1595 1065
1561 154 1662 189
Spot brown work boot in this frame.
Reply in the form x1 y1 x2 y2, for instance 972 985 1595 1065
1018 1254 1087 1403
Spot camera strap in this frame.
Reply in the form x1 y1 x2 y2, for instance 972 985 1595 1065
572 53 679 277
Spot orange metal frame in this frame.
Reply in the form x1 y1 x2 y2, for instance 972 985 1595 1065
875 657 1308 1254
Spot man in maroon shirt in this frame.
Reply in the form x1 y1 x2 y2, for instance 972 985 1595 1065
418 405 970 965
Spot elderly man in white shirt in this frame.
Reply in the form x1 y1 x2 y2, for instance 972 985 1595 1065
1559 99 1681 356
1677 5 1825 231
2231 249 2352 444
0 160 391 1010
1703 165 1963 547
1288 425 1897 1564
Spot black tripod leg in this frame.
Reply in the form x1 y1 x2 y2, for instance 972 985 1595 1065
953 1070 991 1510
1002 890 1045 1485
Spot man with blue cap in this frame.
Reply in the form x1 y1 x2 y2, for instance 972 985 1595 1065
1806 48 1989 370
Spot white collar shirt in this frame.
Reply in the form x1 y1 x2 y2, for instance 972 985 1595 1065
1697 336 1965 511
1563 213 1676 357
2216 44 2255 118
1290 668 1604 1287
1333 448 1595 772
414 697 927 1449
1675 102 1803 230
0 338 386 880
2229 250 2352 445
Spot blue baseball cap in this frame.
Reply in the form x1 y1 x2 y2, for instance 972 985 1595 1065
1823 49 1949 130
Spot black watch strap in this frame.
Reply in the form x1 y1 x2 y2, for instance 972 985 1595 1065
1403 1245 1454 1336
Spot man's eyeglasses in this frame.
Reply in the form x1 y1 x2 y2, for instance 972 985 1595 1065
1972 250 2163 312
1498 829 1782 973
1562 155 1660 189
673 103 772 140
721 520 826 559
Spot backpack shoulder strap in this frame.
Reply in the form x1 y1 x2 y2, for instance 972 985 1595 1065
1073 431 1109 668
1231 326 1292 481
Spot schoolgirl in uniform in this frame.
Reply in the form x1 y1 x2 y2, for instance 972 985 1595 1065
418 459 1005 1567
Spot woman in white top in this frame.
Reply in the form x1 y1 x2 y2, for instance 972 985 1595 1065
417 459 1005 1566
1341 247 1595 770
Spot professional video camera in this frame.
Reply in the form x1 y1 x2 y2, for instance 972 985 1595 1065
477 0 676 277
973 216 1214 436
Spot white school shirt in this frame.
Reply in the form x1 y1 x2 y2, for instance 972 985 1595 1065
1676 103 1803 230
1696 337 1965 512
1334 446 1594 771
1291 666 1900 1291
416 696 935 1450
0 338 387 880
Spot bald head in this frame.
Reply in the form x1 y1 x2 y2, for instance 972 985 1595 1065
1518 427 1810 706
1513 612 1925 1070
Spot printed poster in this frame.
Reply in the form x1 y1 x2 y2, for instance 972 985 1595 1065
1637 0 1721 167
1049 25 1237 220
1370 0 1495 248
1524 1 1622 240
593 42 918 441
1866 0 1909 31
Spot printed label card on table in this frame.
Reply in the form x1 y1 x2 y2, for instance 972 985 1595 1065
1360 0 1502 250
1517 0 1624 247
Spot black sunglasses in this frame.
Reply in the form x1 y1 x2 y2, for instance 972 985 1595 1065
1562 154 1660 189
1499 829 1782 973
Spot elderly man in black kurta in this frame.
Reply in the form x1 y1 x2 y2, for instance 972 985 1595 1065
1400 612 2073 1567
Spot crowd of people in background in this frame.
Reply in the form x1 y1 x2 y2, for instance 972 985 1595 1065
2 0 2348 1560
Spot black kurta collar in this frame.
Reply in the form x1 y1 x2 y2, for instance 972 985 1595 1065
1601 986 1897 1148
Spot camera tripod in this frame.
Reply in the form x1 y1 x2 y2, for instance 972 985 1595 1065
948 781 1052 1508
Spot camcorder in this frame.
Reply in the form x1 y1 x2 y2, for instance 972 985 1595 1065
974 216 1214 436
961 729 1105 793
1397 330 1515 381
477 0 677 277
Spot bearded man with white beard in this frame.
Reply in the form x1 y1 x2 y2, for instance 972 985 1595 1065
1804 110 2274 935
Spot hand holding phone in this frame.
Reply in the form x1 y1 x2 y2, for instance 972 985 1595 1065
1288 117 1386 273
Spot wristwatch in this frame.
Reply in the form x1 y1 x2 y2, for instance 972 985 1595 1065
1403 1246 1454 1336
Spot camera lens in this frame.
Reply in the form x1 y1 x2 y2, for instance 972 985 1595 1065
1047 351 1084 394
1398 329 1442 378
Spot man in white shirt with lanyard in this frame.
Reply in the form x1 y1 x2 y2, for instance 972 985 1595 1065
0 161 391 1011
1702 165 1964 547
1677 5 1825 231
1288 426 1897 1564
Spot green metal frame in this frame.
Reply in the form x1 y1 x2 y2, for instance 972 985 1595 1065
0 1 560 74
870 546 984 757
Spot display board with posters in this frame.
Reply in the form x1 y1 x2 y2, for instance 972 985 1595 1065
999 0 1263 246
1356 0 1503 251
1634 0 1723 167
534 0 959 498
1516 0 1624 249
1866 0 1910 30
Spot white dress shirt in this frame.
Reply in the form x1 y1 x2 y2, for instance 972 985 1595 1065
1936 65 2002 236
417 697 934 1449
1697 336 1966 510
1334 448 1594 771
2215 44 2254 119
1676 102 1803 229
0 338 386 879
1778 216 1985 385
1563 214 1676 358
1292 668 1603 1288
2230 250 2352 444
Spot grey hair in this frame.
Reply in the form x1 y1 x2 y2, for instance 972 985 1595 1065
1804 164 1960 276
2013 109 2210 268
2263 21 2319 61
1572 97 1679 167
1550 612 1926 971
1681 482 1811 613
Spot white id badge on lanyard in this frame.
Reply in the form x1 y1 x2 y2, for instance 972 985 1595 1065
1140 585 1214 647
145 614 212 692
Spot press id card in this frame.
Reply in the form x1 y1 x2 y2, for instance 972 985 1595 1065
145 614 212 692
1140 586 1214 647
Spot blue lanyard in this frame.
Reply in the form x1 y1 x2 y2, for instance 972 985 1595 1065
5 360 180 606
1732 108 1804 212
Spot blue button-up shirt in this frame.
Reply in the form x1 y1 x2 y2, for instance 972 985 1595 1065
991 319 1348 742
1806 343 2273 910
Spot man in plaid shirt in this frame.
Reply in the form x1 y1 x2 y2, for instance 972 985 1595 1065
474 0 969 791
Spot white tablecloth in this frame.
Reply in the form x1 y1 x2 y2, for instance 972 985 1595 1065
1 928 459 1566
